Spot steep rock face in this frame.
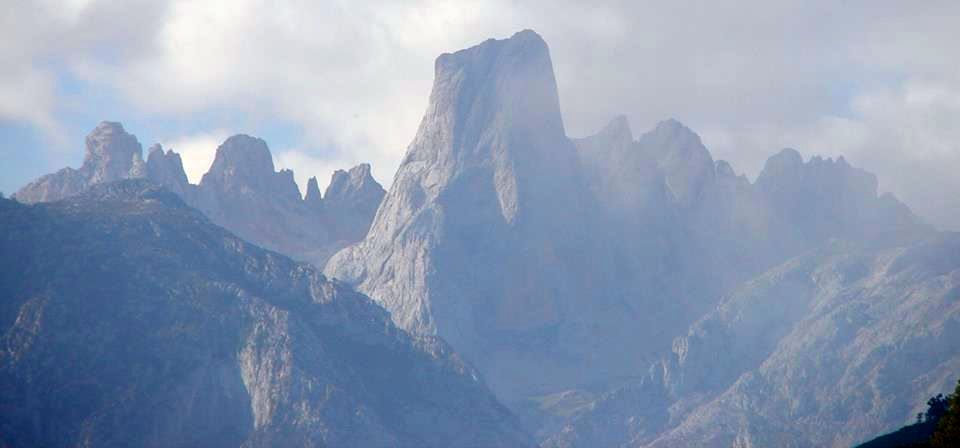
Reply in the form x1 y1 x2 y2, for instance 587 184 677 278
0 180 531 448
545 237 960 448
322 164 386 243
327 30 618 399
13 122 145 203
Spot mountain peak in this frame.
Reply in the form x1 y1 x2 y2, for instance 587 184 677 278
81 121 144 183
145 143 190 196
206 134 275 178
651 118 698 139
598 115 633 143
324 163 383 206
305 176 322 205
430 28 564 147
637 118 715 205
201 135 282 193
198 134 303 206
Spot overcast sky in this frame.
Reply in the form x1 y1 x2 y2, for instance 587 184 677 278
3 0 959 229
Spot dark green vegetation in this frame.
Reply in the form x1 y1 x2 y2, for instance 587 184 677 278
856 379 960 448
0 180 530 448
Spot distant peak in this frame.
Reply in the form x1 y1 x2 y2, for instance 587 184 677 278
324 163 385 205
600 115 633 140
305 176 322 204
509 29 546 45
765 148 804 169
348 163 373 179
653 118 691 134
715 160 736 178
147 143 164 156
91 121 127 135
82 120 144 183
207 134 275 177
639 118 707 153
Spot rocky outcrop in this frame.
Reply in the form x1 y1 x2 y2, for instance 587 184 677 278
13 121 145 203
304 176 323 208
322 164 386 243
0 180 532 448
146 144 194 200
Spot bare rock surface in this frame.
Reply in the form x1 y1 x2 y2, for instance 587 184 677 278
0 180 531 448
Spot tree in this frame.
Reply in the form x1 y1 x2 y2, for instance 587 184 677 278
930 379 960 447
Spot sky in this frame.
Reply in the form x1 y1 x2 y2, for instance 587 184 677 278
3 0 959 229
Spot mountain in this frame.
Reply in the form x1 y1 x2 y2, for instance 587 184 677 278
326 29 932 406
10 28 951 448
326 30 642 400
14 124 385 266
0 180 530 448
544 235 960 447
322 29 944 446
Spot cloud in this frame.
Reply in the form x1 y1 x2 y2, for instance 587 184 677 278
4 0 960 228
161 130 229 183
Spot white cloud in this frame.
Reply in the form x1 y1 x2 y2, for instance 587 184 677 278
161 130 229 183
4 0 960 228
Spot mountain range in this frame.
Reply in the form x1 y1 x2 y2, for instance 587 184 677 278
5 29 958 447
0 180 529 447
14 123 385 267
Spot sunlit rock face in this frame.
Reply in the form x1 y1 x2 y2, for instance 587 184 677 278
0 180 532 448
327 30 632 399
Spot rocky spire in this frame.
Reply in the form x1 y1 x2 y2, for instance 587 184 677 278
145 144 192 200
81 121 145 184
304 176 323 206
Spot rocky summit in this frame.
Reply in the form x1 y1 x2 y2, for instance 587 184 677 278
0 180 530 448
